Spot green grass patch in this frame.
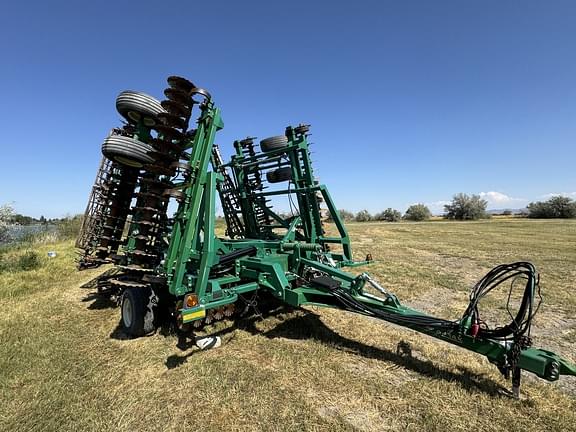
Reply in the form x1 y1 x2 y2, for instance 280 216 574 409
0 219 575 431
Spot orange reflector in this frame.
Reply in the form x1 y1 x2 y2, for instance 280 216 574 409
185 294 199 308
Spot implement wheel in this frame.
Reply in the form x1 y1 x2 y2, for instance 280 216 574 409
121 287 157 337
116 91 165 126
102 135 155 168
260 135 288 153
266 167 292 183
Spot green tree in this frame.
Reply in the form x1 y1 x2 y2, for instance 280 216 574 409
527 196 576 218
404 204 432 221
375 208 402 222
12 214 34 225
545 195 576 218
355 210 372 222
444 193 488 220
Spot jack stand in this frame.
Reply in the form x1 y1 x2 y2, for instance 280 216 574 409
512 367 521 399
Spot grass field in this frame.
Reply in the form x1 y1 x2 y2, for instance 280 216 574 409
0 219 575 431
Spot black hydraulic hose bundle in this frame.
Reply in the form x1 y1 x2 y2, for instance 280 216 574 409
462 261 541 340
326 262 541 338
328 284 457 329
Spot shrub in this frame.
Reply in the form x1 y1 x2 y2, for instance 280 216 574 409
404 204 432 221
355 210 372 222
17 251 42 271
444 193 488 220
375 208 402 222
338 209 355 222
57 215 83 239
326 209 355 222
527 196 576 218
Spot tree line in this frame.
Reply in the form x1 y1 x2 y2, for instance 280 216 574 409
2 193 575 242
334 194 576 222
0 204 82 244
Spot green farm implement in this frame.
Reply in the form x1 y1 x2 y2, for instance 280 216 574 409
77 76 575 397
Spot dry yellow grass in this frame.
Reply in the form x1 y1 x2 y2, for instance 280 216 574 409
0 219 575 431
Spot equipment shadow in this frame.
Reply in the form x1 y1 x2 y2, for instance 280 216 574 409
80 268 123 310
80 276 508 397
165 305 507 397
258 311 507 396
79 268 120 290
164 304 289 369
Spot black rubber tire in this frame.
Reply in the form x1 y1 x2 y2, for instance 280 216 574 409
260 135 288 153
266 167 292 183
102 135 155 168
116 91 165 126
121 287 157 337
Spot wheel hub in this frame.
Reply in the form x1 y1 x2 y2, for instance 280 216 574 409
122 297 133 328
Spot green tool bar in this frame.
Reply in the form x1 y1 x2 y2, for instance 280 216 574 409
239 155 286 168
233 144 300 165
298 258 576 381
318 237 346 244
255 187 321 198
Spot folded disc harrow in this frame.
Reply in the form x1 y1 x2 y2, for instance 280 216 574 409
77 76 576 397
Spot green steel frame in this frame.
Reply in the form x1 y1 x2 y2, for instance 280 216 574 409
152 98 575 388
80 77 575 397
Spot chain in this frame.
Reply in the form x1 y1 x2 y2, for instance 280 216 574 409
509 335 532 370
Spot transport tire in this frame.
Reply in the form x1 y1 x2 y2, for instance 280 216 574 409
116 90 165 126
260 135 288 152
101 134 155 168
121 287 157 337
266 167 292 183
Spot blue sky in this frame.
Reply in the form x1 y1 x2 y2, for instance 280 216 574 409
0 1 574 218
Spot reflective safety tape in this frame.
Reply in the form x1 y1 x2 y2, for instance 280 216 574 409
182 308 206 323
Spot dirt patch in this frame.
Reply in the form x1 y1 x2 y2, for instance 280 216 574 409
317 399 399 431
403 286 465 316
405 247 489 287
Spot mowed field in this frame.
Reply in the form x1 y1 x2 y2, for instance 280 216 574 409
0 219 575 432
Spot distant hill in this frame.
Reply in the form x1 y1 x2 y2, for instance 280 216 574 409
432 209 527 217
486 208 527 215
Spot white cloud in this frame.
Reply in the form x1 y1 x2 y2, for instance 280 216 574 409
422 200 451 214
541 192 576 199
479 191 526 207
